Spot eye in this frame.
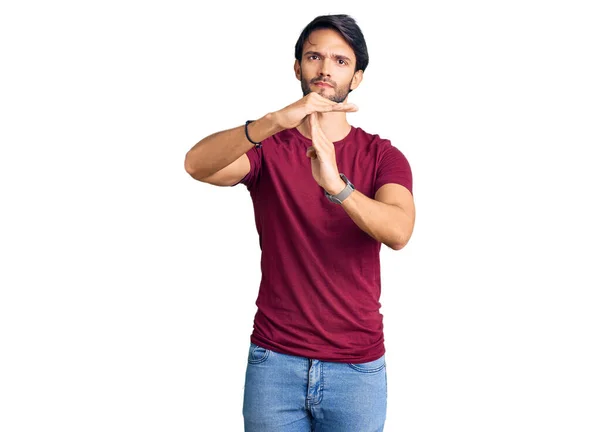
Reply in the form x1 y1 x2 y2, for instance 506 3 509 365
338 59 347 65
309 55 320 60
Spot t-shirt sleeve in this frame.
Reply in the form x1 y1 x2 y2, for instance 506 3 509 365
374 140 413 195
231 144 262 190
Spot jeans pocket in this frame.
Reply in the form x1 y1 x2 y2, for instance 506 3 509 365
248 342 271 364
348 354 386 373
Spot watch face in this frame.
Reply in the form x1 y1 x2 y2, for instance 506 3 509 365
325 173 354 204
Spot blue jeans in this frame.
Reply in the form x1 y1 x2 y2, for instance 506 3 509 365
242 342 387 431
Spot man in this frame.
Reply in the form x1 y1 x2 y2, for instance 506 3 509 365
185 14 414 432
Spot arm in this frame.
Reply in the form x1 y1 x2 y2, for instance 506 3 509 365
184 93 358 181
305 113 415 250
184 113 282 181
338 182 415 250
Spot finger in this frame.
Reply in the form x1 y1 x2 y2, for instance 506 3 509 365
308 112 317 140
306 139 318 157
331 103 359 112
310 102 339 113
308 112 325 138
310 112 319 136
311 111 321 129
309 115 323 150
311 103 358 114
316 123 331 150
311 122 329 155
311 116 327 151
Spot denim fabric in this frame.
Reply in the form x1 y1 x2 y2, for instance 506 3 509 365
243 342 387 431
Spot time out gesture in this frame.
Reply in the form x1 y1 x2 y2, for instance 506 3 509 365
273 91 358 129
305 113 347 195
273 92 357 195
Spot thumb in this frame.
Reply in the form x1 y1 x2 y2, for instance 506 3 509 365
310 112 320 134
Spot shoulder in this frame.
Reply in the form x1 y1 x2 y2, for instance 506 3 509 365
352 126 400 154
354 126 411 167
265 128 303 145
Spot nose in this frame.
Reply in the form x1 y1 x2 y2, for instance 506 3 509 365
318 58 332 78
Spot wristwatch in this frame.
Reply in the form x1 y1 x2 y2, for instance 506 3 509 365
324 173 355 204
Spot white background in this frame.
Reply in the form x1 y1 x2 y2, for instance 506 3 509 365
1 0 599 431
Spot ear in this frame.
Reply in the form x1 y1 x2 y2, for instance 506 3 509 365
350 70 364 90
294 59 301 81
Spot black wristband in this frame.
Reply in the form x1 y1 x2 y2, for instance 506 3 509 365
245 120 262 148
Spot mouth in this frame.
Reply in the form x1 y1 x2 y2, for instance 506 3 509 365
313 81 333 88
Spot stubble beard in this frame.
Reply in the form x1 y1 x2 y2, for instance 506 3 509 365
300 72 352 103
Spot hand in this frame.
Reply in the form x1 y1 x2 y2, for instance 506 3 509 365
273 92 358 130
305 113 347 195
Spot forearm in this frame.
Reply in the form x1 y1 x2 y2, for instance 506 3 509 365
339 189 414 250
184 112 283 179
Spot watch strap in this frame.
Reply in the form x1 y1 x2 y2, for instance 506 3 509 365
325 173 355 204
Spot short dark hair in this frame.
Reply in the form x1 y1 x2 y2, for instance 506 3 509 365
294 14 369 73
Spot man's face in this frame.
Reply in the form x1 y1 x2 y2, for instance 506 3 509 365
295 28 363 103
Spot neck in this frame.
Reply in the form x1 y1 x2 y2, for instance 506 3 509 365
296 111 352 142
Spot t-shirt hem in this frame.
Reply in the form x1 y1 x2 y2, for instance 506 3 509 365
250 334 385 363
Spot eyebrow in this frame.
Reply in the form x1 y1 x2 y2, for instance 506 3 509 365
304 51 352 63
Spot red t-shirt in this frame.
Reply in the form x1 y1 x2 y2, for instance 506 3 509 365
233 125 413 363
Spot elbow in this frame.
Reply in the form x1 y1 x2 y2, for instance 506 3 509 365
388 231 412 251
389 217 415 251
390 241 406 251
184 154 193 175
184 152 205 180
